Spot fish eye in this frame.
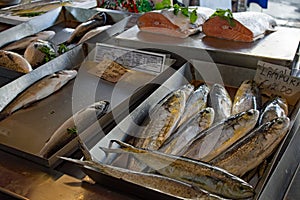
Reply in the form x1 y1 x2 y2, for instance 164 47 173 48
277 119 283 124
247 110 254 116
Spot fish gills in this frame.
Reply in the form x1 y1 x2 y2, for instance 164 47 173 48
232 80 262 115
101 140 254 199
39 100 109 158
211 117 290 176
207 84 232 123
182 109 259 162
159 107 215 155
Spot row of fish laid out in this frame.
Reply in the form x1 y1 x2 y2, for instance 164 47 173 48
81 80 291 199
137 7 277 42
0 11 111 73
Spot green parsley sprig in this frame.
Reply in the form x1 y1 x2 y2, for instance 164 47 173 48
173 4 198 24
67 127 78 135
39 46 56 63
210 9 235 27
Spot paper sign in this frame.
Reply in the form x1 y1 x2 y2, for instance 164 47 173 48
94 43 166 75
254 66 300 105
257 60 291 75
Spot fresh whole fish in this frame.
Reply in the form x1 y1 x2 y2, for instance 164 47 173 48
159 107 215 155
203 10 277 42
101 140 254 199
0 70 77 121
2 31 56 52
207 84 232 123
259 96 288 125
177 84 210 127
210 117 290 176
39 100 109 158
181 109 259 162
66 12 107 44
78 25 112 44
231 80 262 115
0 50 32 73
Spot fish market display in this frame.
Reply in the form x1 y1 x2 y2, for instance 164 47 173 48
2 31 56 52
207 84 232 123
0 70 77 121
210 117 290 176
39 100 109 158
202 9 277 42
0 50 32 73
78 25 112 44
177 84 210 127
181 109 259 162
66 12 107 44
231 80 261 115
24 39 56 68
101 140 254 199
259 96 288 125
159 107 214 155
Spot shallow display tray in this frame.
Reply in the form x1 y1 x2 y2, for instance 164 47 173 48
82 61 300 200
111 25 300 69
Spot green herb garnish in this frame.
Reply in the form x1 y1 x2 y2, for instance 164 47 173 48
18 11 46 17
210 8 235 27
39 46 56 63
57 44 69 55
172 4 198 24
67 127 78 135
155 0 172 10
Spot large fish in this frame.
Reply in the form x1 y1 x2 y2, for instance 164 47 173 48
210 117 290 176
0 50 32 73
203 10 277 42
39 100 109 158
207 84 232 123
101 140 254 199
258 96 288 125
181 109 259 162
2 31 56 52
0 70 77 120
66 12 107 44
231 80 262 115
159 107 215 155
177 84 210 127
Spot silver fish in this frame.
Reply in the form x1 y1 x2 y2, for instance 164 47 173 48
0 70 77 121
2 31 56 51
259 96 288 125
159 107 215 155
78 25 112 44
177 84 210 127
0 50 32 73
208 84 232 123
232 80 262 115
181 109 259 162
39 100 109 158
211 117 290 176
101 140 254 199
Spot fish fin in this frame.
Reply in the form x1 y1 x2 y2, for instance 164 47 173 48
77 137 93 161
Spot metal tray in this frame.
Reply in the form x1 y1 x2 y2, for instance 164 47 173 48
111 25 300 69
83 61 300 200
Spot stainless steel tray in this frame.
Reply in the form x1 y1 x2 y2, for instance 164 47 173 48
111 25 300 69
83 61 300 200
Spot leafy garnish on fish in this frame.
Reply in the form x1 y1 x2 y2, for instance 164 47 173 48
18 11 45 17
39 46 56 62
67 127 78 135
210 8 235 27
57 44 69 55
173 4 198 24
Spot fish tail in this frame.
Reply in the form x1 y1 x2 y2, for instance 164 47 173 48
78 138 93 161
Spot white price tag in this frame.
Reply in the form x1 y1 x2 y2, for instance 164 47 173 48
257 61 291 75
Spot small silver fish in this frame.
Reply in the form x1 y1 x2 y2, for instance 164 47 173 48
0 70 77 121
0 50 32 73
39 100 109 158
159 107 215 155
208 84 232 123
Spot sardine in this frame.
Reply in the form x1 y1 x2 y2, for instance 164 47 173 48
0 50 32 73
210 117 290 176
0 70 77 121
181 109 259 162
159 107 215 155
208 84 232 123
231 80 262 115
101 140 254 199
78 25 112 44
24 39 56 68
39 100 109 158
2 31 56 51
259 96 288 125
66 12 107 44
177 84 210 127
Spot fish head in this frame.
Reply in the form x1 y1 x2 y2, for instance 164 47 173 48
224 180 254 199
198 107 215 127
89 12 107 24
93 100 110 119
56 70 77 79
242 109 260 122
270 117 290 132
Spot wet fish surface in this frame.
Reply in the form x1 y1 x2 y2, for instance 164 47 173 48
78 25 112 44
210 117 290 176
39 100 109 158
101 140 254 199
0 50 32 73
231 80 262 115
0 70 77 121
207 84 232 123
181 109 259 162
